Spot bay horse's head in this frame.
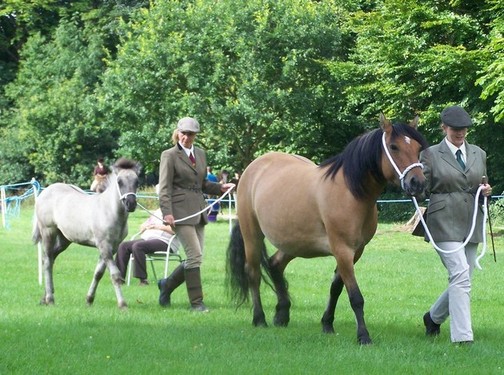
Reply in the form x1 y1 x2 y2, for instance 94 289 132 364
380 113 428 197
113 158 141 212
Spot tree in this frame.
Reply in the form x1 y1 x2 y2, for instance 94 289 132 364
476 1 504 122
331 0 504 192
98 0 356 176
4 0 503 193
0 0 149 185
5 19 115 185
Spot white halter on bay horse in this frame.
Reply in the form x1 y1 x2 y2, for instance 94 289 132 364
33 158 141 309
226 114 428 345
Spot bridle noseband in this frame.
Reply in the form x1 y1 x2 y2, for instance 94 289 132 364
115 177 137 201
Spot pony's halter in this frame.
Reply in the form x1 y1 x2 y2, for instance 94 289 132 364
115 177 137 201
381 132 423 190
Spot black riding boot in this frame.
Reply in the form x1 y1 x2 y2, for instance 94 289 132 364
158 261 185 307
185 267 208 312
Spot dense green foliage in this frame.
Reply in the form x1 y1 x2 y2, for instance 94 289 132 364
1 0 504 192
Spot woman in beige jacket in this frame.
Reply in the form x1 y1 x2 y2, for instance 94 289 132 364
157 117 234 312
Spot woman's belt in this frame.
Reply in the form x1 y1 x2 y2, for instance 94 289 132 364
175 186 202 193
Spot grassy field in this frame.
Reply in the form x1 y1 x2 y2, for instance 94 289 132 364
1 203 504 374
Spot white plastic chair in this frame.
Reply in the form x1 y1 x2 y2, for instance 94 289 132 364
126 234 183 285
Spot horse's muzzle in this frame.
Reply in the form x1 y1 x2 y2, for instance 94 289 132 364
124 196 137 212
404 175 426 198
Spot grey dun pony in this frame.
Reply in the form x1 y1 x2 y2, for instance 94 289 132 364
33 158 141 308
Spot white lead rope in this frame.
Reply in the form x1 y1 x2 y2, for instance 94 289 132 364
411 190 488 270
136 185 235 224
173 185 235 223
381 132 488 269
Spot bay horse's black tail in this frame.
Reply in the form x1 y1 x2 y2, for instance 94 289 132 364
226 221 272 306
226 222 249 306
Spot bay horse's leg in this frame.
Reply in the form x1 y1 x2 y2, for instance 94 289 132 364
268 251 294 327
321 267 344 334
245 260 267 327
346 281 370 345
337 251 371 345
240 217 268 327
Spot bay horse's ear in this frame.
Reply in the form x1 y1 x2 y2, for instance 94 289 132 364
409 115 420 129
379 112 393 134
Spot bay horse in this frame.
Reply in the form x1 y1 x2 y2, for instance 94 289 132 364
226 114 428 344
33 158 140 308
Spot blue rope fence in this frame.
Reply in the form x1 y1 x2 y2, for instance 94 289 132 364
1 179 41 229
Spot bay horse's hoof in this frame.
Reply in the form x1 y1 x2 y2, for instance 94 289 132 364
322 324 335 334
253 312 268 327
358 328 372 345
273 309 290 327
358 336 372 345
253 319 268 328
273 315 289 327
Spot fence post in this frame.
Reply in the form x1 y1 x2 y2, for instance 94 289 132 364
32 178 43 286
228 192 233 234
1 186 6 229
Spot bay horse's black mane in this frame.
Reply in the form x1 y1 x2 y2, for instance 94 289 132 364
319 123 428 199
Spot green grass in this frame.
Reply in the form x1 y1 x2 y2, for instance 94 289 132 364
2 204 504 374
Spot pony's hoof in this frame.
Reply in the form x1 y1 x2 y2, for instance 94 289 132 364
358 328 372 345
252 312 268 327
273 316 290 327
322 324 335 334
40 296 55 305
86 295 95 306
273 310 290 327
358 336 372 345
118 302 128 310
253 319 268 328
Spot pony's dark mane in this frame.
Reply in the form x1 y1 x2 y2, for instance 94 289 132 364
319 123 428 199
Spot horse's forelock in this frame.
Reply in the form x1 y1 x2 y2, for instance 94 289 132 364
113 158 141 174
391 123 429 151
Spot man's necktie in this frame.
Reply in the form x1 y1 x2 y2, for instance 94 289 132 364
456 149 465 170
189 152 196 166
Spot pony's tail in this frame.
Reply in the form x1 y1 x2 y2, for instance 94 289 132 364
226 222 249 306
32 214 41 245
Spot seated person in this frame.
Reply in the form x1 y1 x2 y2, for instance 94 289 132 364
115 208 180 285
90 158 109 193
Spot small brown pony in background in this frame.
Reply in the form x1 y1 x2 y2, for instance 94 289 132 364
226 114 428 345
